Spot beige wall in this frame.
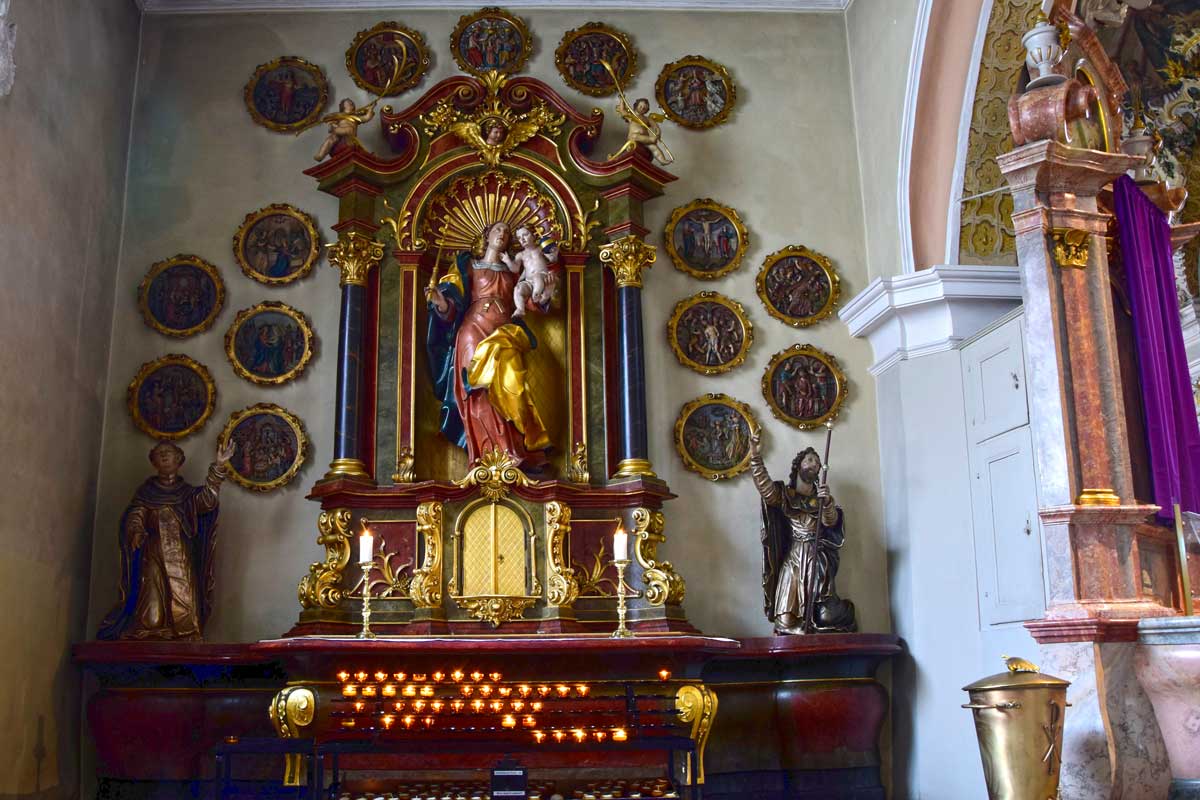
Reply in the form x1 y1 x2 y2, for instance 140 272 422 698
84 9 888 646
0 0 139 796
846 0 922 279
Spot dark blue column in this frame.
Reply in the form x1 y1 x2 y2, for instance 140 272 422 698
617 285 649 470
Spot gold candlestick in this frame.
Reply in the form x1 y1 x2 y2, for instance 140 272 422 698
359 561 376 639
612 558 634 638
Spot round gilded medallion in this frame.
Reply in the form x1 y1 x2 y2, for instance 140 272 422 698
663 199 749 279
757 245 841 327
127 354 216 440
218 403 310 492
667 292 754 375
674 394 759 481
138 255 225 338
655 55 736 129
554 23 637 97
761 345 846 430
225 302 315 386
450 7 532 77
346 21 430 96
243 56 329 133
232 204 321 286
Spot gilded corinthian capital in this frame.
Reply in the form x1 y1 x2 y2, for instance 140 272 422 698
326 230 385 287
599 234 656 289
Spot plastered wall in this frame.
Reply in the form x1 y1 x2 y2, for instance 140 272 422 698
84 9 888 649
0 0 139 795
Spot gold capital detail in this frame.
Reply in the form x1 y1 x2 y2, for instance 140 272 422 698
453 447 538 501
393 446 416 484
545 502 580 607
564 442 590 484
676 684 718 786
1050 228 1090 269
632 507 686 606
327 230 385 287
600 235 656 289
269 686 315 786
410 501 444 608
298 508 353 610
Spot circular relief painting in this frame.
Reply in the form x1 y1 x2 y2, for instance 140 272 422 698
656 55 736 129
346 21 431 96
757 246 841 327
762 345 846 430
138 255 224 338
232 204 321 286
664 199 749 280
667 291 753 375
451 8 532 77
127 355 216 440
554 23 637 97
674 394 758 481
243 56 328 133
218 403 309 492
225 302 315 386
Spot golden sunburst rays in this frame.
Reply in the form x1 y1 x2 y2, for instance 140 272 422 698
423 171 565 255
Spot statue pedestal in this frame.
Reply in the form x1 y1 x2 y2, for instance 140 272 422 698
1136 617 1200 800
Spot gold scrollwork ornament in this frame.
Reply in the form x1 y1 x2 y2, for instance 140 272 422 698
410 501 444 608
455 595 538 627
393 446 416 484
632 507 686 606
545 501 580 607
676 684 718 785
269 685 316 786
453 446 538 501
600 235 656 289
563 442 590 484
1051 228 1090 268
327 231 386 287
298 508 353 610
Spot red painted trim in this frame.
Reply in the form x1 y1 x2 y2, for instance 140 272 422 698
331 176 383 198
332 219 381 235
602 221 650 240
306 477 675 509
731 634 903 659
304 145 416 185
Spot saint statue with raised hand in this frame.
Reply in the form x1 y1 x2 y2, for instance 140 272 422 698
425 220 556 472
97 439 234 641
748 427 857 635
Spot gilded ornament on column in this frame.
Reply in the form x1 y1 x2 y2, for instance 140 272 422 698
632 507 686 606
675 684 718 785
298 508 354 610
455 595 538 626
393 445 416 483
1051 228 1090 268
600 235 657 289
545 501 580 607
563 442 590 484
326 230 385 287
410 501 444 608
269 685 315 786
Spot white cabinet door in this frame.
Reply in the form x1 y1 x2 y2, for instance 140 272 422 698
970 425 1046 626
962 316 1029 445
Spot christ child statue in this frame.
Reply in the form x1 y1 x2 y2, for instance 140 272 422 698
502 226 559 318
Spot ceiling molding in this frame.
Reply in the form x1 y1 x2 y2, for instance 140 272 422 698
136 0 849 13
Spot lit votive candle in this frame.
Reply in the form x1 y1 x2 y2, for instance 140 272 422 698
502 715 517 729
613 728 628 742
359 529 374 564
613 527 628 561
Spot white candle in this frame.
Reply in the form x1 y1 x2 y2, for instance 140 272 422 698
359 529 374 564
613 527 628 562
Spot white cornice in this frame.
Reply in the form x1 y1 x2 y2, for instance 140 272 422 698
839 265 1023 374
136 0 849 13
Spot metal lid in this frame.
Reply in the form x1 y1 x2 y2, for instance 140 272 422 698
962 656 1070 692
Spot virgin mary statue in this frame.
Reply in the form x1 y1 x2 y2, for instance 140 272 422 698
425 221 554 471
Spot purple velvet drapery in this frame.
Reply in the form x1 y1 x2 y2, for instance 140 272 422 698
1113 174 1200 521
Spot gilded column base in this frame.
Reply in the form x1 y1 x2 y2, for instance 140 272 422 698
322 458 371 482
1076 488 1121 506
614 458 656 478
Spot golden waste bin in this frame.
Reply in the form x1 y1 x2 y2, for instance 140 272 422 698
962 657 1070 800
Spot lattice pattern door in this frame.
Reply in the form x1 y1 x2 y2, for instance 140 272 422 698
460 502 528 596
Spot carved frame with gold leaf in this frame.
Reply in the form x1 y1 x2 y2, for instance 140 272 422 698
243 56 329 134
346 21 431 96
663 198 749 280
217 403 311 492
126 354 217 440
667 291 754 375
554 22 638 98
224 301 315 386
674 393 758 482
232 203 322 286
449 7 533 78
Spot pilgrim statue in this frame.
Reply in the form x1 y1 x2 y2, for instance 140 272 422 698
748 427 857 635
97 439 234 641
